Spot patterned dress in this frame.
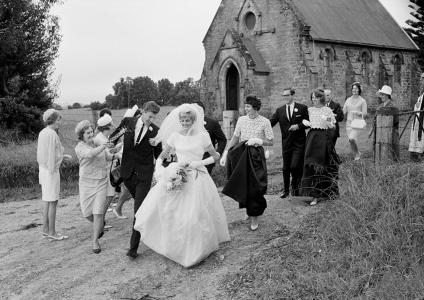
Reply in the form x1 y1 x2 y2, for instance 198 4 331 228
300 106 340 199
223 114 274 216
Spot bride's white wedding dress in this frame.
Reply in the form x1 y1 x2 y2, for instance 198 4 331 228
134 131 230 267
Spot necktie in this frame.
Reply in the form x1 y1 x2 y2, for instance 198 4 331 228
287 105 292 121
135 123 144 144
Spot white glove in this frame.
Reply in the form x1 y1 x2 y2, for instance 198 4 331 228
245 138 263 146
189 157 214 169
220 150 228 167
302 119 311 127
154 158 164 181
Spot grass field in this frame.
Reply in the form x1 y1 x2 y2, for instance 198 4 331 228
0 108 415 199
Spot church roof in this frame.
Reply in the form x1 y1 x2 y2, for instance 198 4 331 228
293 0 418 51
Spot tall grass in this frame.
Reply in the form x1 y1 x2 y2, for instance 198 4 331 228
223 160 424 299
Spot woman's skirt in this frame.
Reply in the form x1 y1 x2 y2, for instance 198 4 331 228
301 129 340 199
79 176 108 217
346 120 361 140
39 166 60 202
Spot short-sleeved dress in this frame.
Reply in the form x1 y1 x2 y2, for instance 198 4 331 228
300 106 341 199
75 142 109 217
343 96 367 140
37 127 64 202
94 132 115 197
233 115 274 142
222 114 274 217
134 130 230 268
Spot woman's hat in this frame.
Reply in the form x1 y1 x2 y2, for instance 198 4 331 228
75 120 91 136
97 114 113 127
377 85 392 96
123 105 139 118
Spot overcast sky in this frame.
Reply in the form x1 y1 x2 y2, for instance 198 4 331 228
51 0 413 105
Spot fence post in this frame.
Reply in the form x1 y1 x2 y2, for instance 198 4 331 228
91 109 99 126
374 106 398 163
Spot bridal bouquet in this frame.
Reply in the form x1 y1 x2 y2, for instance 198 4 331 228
165 163 190 192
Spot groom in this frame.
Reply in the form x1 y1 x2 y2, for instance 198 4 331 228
120 101 162 258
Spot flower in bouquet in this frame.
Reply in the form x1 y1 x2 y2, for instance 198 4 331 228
165 164 190 192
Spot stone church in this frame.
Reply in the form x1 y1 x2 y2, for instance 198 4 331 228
200 0 420 126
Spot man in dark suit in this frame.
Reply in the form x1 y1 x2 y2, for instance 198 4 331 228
120 101 162 258
270 88 309 198
195 101 227 174
324 89 344 146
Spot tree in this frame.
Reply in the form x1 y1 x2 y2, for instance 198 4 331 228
105 93 120 109
71 102 82 109
0 0 61 138
158 78 174 105
405 0 424 69
90 101 107 110
171 78 200 105
131 76 159 106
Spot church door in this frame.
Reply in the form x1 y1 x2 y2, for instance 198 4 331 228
225 64 239 110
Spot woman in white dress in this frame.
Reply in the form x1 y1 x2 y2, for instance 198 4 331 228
133 103 230 268
343 82 368 160
37 109 71 240
409 94 424 161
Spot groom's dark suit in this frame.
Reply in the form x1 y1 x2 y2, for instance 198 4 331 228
270 102 309 196
121 116 161 254
202 116 227 174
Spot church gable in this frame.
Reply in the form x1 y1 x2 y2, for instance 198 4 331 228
210 29 270 74
235 0 262 34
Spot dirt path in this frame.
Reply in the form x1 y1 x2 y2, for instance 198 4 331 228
0 191 316 300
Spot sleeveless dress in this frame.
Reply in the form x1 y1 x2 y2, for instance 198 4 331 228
134 131 230 267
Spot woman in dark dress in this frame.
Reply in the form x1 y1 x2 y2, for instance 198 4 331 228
220 95 274 231
300 89 341 206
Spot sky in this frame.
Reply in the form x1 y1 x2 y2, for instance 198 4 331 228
51 0 413 105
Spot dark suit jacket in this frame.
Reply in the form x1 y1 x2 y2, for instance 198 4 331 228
202 116 227 160
109 117 132 145
327 100 344 138
120 117 162 181
270 102 309 152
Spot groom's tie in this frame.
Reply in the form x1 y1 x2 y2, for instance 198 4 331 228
135 124 144 144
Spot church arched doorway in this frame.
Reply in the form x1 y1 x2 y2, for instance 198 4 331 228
225 64 239 110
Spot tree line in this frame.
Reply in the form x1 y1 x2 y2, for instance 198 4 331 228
94 76 200 110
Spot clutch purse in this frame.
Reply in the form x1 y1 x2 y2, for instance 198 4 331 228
351 118 366 130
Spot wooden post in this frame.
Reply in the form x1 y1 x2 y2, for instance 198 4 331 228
374 106 398 163
222 110 239 140
91 109 99 126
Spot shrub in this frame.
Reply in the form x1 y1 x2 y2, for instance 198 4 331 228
0 96 43 140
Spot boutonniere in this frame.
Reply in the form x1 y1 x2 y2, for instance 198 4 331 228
294 108 298 112
149 126 153 131
204 121 207 125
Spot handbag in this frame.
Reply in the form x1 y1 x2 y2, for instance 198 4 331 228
109 156 121 187
351 114 366 130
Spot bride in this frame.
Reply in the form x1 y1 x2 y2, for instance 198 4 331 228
133 103 230 268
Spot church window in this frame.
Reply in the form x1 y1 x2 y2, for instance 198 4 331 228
361 51 371 84
244 12 256 30
378 57 389 88
393 54 402 84
324 48 333 83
